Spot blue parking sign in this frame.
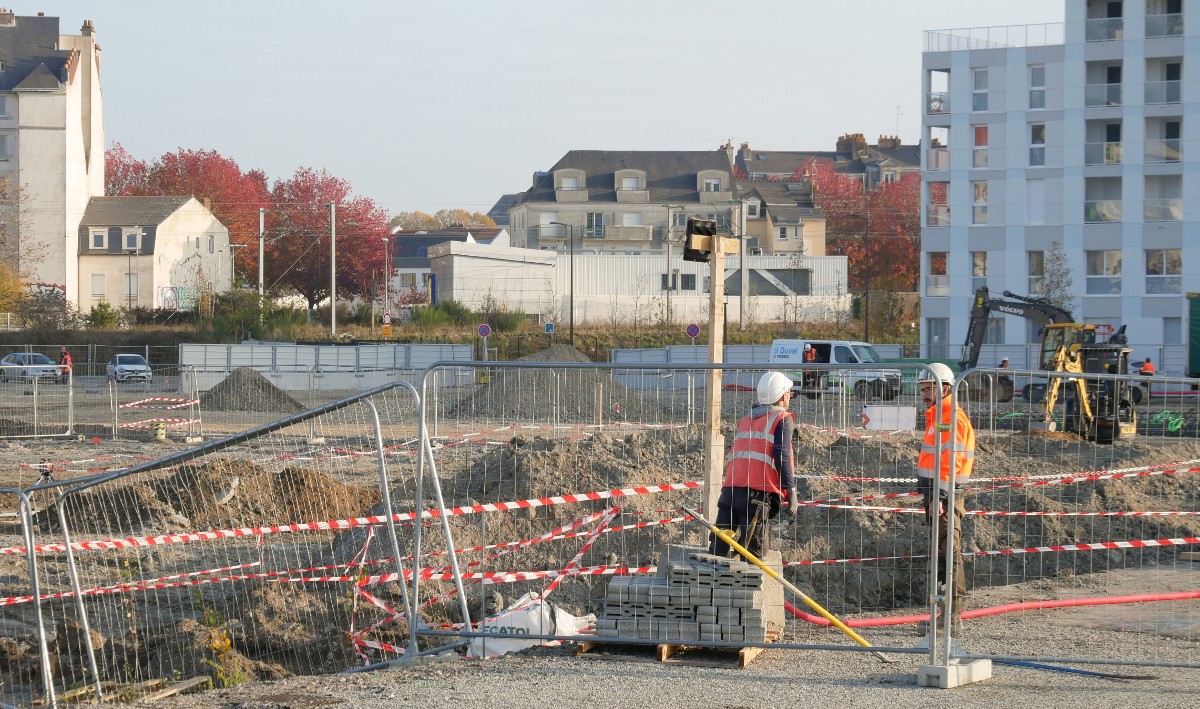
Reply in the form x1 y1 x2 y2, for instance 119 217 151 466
545 322 556 334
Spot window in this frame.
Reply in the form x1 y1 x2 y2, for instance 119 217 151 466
560 176 579 190
124 231 139 250
91 230 106 249
1028 251 1044 294
984 317 1005 345
124 272 138 300
0 136 6 161
747 201 759 218
680 274 696 291
195 237 200 249
1027 179 1046 225
971 252 987 292
207 235 215 253
972 69 988 111
703 178 722 191
973 126 988 167
778 227 788 240
1086 250 1122 294
972 181 988 224
1164 317 1182 345
927 318 949 358
1146 248 1182 294
586 212 604 235
90 274 105 300
1029 65 1046 109
621 212 642 226
401 273 417 287
620 176 639 190
0 95 6 117
833 345 853 364
1029 123 1046 166
660 273 678 291
927 251 949 296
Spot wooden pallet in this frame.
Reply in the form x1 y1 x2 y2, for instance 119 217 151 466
574 630 779 669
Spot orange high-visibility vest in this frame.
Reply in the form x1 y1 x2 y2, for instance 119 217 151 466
1141 362 1156 375
917 396 975 483
724 408 793 496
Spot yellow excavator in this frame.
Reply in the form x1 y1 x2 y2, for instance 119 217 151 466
961 287 1137 444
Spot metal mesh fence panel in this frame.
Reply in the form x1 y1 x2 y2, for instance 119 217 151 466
0 366 73 438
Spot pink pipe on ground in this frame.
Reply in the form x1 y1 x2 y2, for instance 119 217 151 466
785 591 1200 627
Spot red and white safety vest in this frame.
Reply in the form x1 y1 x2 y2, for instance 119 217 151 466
918 396 975 483
724 407 793 496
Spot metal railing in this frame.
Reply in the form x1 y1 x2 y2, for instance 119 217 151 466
923 23 1064 51
1145 198 1183 223
1145 138 1182 163
1084 141 1122 165
1145 80 1181 105
925 204 950 227
925 275 950 297
1145 12 1183 38
1085 17 1123 42
926 148 950 170
1084 199 1122 223
926 92 949 114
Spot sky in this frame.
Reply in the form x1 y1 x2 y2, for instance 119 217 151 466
40 0 1065 215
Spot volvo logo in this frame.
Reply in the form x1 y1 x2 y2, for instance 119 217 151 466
996 305 1023 315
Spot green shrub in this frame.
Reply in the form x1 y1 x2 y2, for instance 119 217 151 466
488 308 526 332
88 302 120 329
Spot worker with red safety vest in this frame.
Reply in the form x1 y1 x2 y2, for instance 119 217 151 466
709 371 798 558
916 362 974 634
802 343 818 389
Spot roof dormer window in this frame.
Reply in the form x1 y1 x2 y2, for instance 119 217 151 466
561 176 580 190
620 176 639 190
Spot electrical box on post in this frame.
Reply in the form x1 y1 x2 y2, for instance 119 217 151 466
683 218 717 263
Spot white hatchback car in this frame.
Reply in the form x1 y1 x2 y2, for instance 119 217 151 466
107 354 152 383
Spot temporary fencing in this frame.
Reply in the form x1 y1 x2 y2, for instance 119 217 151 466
2 356 1199 705
0 366 73 438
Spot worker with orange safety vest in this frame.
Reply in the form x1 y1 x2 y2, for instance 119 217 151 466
709 371 798 558
916 362 974 634
1137 357 1156 401
802 343 818 389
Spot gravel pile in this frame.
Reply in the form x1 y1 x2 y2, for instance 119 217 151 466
200 367 305 413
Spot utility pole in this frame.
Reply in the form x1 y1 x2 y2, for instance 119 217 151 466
327 202 336 336
382 237 390 323
739 200 748 331
703 231 726 520
864 205 871 341
258 207 266 297
549 222 575 346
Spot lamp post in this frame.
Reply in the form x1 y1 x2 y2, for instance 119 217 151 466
382 237 390 323
326 202 336 336
258 207 266 297
662 204 685 333
549 221 574 346
125 249 138 310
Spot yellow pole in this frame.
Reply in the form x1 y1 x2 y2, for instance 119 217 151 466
684 506 896 663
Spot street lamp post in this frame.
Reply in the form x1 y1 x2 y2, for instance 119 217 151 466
549 221 574 346
382 237 390 324
326 202 336 336
662 204 685 335
258 207 266 297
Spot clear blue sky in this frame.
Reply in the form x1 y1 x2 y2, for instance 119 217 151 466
41 0 1064 214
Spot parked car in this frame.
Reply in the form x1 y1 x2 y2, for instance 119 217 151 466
107 354 152 383
0 352 67 384
769 339 902 400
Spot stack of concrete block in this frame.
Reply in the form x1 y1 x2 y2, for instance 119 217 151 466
593 546 775 644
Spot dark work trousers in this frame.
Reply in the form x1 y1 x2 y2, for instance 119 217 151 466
709 487 781 559
924 492 967 611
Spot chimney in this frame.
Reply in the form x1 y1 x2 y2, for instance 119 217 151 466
719 138 735 165
81 19 94 36
38 12 44 16
0 10 16 27
836 133 869 159
877 135 901 150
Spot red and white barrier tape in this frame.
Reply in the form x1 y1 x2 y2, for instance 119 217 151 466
120 397 199 410
118 418 200 429
783 536 1200 566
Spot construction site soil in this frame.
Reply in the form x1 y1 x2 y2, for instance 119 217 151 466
199 368 305 414
0 345 1197 695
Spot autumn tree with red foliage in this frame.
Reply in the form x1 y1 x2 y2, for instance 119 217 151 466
803 158 920 292
265 167 390 308
106 144 389 307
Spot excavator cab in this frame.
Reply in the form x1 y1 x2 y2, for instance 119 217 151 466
1037 324 1097 371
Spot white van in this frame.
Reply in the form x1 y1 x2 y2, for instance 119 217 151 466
769 339 902 400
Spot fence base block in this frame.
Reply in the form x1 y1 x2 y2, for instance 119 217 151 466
917 659 992 688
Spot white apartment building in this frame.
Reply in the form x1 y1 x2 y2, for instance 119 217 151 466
920 0 1196 372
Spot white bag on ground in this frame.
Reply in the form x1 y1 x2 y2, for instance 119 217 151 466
467 592 594 658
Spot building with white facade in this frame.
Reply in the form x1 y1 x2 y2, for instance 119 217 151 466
920 0 1195 372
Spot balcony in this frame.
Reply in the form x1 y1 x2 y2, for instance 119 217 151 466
1084 142 1122 165
1145 13 1183 38
923 23 1064 52
1145 139 1182 163
926 92 949 114
615 189 649 203
925 204 950 227
605 225 654 241
1145 81 1181 105
581 226 606 239
1084 200 1122 223
1145 199 1182 223
925 275 950 297
554 188 589 203
1085 83 1121 107
529 224 567 240
927 148 950 170
1085 17 1123 42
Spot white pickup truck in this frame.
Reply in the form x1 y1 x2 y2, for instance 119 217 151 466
770 339 902 400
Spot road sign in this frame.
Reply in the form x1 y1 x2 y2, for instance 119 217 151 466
545 322 556 334
382 312 392 326
478 323 492 338
686 324 700 338
381 325 392 336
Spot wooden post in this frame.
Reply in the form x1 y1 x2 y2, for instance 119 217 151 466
702 245 725 519
594 383 603 426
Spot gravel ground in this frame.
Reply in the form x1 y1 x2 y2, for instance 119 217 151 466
129 611 1200 709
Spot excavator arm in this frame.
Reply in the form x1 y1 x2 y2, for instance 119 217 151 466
959 287 1075 371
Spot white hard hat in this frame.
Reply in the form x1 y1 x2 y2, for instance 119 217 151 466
803 343 812 351
1001 357 1009 362
917 362 955 385
757 371 793 405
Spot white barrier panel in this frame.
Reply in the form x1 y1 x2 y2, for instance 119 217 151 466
861 406 917 430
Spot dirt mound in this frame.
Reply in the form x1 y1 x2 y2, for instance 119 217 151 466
41 459 380 534
516 344 593 363
200 368 305 414
1016 428 1085 442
